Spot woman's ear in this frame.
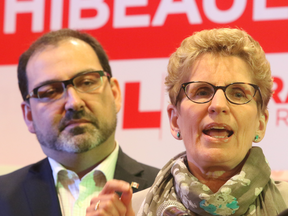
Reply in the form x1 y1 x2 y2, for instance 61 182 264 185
21 101 35 133
167 104 181 140
254 109 269 143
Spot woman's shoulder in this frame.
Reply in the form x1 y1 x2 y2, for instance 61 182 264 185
275 180 288 191
132 187 150 214
275 180 288 206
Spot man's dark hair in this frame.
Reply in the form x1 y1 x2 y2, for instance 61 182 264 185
17 28 112 101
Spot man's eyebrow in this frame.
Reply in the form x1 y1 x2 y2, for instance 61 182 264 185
32 69 99 89
33 79 63 90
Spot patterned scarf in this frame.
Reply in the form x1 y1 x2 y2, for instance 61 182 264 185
138 147 286 216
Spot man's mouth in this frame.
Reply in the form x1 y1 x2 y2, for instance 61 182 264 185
65 120 90 127
59 119 91 131
203 126 234 139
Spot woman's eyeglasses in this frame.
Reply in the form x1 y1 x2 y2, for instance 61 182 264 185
176 81 263 108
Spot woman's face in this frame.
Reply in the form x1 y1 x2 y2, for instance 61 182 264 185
168 53 268 173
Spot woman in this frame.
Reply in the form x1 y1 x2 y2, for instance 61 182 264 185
137 28 288 216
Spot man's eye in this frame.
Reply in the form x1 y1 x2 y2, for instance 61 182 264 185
82 80 95 86
38 85 63 99
38 89 56 98
76 79 101 91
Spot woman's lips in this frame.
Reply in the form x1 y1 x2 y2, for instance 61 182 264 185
203 125 234 139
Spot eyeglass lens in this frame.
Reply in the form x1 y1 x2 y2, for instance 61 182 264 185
37 72 103 101
184 82 256 104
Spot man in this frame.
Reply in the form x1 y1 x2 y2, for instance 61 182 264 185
0 29 159 216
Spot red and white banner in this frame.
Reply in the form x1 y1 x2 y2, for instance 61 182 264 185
0 0 288 178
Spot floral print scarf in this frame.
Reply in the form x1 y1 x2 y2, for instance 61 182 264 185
138 147 286 216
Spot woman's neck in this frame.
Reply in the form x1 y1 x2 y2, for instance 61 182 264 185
187 156 248 193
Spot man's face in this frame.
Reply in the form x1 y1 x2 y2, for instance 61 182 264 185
21 39 121 154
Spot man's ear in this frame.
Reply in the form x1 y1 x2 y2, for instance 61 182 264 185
21 101 35 133
109 78 122 113
254 109 269 143
167 104 181 140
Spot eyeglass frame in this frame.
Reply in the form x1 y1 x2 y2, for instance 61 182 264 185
175 81 263 108
25 70 111 101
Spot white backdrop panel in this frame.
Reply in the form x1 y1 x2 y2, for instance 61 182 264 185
1 53 288 175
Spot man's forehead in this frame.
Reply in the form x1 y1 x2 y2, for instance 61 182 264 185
31 38 89 56
26 38 101 88
28 38 97 67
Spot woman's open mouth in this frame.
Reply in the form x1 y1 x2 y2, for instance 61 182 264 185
203 126 234 139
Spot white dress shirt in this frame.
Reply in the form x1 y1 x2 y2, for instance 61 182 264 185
48 143 119 216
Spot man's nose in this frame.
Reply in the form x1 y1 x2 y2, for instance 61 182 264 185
64 86 85 111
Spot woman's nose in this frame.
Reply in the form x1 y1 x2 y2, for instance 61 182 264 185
208 90 230 114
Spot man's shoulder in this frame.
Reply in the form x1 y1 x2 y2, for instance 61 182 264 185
115 148 160 191
0 158 50 186
0 158 61 216
0 158 53 205
136 160 160 177
116 147 159 175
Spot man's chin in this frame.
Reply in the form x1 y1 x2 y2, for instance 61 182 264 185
57 143 94 154
43 135 97 154
68 126 87 135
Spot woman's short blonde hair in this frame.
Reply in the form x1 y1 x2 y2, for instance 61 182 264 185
165 28 273 113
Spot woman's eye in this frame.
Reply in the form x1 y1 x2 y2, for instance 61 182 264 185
234 92 245 98
195 87 212 97
196 90 210 96
229 89 248 100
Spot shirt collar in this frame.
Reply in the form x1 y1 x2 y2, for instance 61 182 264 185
48 142 119 186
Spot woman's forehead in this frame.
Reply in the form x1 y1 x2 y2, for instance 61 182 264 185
185 54 253 84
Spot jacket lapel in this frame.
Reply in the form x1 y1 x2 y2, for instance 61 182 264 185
114 148 148 193
23 158 62 216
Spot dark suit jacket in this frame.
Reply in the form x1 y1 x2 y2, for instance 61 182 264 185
0 148 159 216
278 208 288 216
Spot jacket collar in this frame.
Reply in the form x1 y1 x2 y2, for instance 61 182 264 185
24 158 62 216
114 148 148 193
